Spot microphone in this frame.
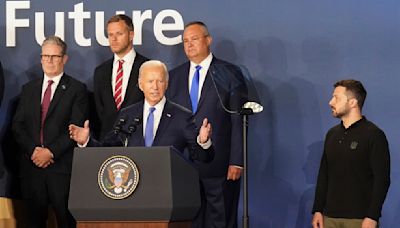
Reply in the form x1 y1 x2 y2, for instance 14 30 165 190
209 65 263 116
241 101 263 114
133 117 142 125
113 117 126 135
114 116 141 147
127 117 142 135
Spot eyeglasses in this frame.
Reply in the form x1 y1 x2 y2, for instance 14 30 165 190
183 35 209 44
40 54 63 61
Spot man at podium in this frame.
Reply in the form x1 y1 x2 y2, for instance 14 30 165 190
69 60 213 163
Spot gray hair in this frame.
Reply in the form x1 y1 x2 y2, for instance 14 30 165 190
184 21 210 36
139 60 169 81
42 36 67 55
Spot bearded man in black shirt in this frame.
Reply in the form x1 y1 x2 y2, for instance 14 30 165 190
312 79 390 228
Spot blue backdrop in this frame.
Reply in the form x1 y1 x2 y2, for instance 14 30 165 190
0 1 399 227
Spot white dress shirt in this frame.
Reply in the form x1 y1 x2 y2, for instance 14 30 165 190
41 73 63 103
111 48 136 102
142 97 166 139
188 53 213 101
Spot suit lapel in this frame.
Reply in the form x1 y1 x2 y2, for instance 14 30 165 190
46 74 69 119
104 59 118 111
152 101 173 146
135 104 145 146
197 64 214 112
197 72 213 110
125 102 146 147
181 63 193 111
122 57 141 108
33 79 43 135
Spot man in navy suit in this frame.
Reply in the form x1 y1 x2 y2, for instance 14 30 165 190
69 60 213 163
12 36 88 228
93 14 148 139
0 61 4 108
0 61 4 179
166 21 247 228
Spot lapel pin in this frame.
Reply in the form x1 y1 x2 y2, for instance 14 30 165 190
166 113 171 117
61 84 66 90
350 141 358 150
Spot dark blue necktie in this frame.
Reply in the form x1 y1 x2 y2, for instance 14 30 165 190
144 107 156 147
190 65 202 113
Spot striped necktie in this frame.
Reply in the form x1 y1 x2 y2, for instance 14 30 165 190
114 59 124 110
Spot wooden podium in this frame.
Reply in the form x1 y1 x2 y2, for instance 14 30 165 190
76 221 191 228
68 147 200 228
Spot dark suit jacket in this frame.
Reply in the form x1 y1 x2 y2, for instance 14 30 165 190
0 62 4 107
93 53 148 139
0 62 4 178
90 100 213 163
167 57 246 177
12 74 88 176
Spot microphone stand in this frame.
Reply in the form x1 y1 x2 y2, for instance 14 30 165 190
114 117 141 147
209 68 262 228
240 108 250 228
114 118 127 147
240 106 264 228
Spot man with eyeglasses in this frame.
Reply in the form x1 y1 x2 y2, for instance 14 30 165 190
93 14 149 140
166 21 247 228
12 35 88 228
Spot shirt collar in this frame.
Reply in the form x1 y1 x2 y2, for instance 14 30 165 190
341 116 366 130
44 72 63 85
113 48 136 65
190 52 213 69
144 96 167 112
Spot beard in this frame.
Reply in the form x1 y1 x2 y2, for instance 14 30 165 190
331 107 347 119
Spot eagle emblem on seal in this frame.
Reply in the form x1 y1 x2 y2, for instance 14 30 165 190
98 155 139 199
107 162 133 194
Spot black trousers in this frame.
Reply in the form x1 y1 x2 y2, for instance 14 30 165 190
192 176 241 228
21 172 76 228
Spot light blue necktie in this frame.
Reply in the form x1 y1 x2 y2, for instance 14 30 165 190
144 107 156 147
190 65 202 113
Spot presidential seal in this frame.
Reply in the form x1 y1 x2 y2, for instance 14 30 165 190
98 155 139 200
